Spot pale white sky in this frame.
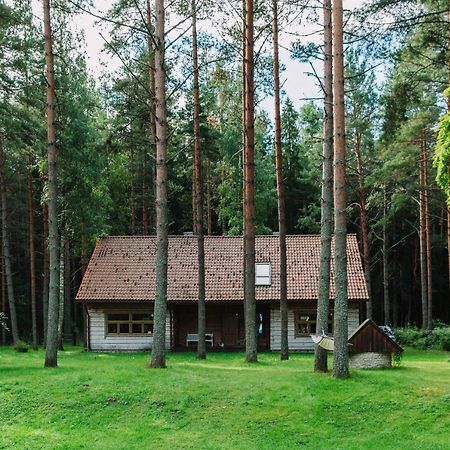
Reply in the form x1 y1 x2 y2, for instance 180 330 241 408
31 0 365 114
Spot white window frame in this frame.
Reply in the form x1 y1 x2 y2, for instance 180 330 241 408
255 262 271 286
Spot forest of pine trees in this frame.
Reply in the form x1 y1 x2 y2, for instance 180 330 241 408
1 0 450 370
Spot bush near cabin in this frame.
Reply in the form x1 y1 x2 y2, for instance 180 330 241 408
395 325 450 351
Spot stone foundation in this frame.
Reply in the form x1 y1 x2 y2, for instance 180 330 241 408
350 352 392 369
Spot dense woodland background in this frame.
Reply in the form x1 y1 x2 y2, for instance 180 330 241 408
1 0 450 347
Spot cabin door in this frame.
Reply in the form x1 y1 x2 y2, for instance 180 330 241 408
223 313 239 347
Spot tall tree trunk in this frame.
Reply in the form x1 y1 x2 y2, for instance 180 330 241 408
43 201 49 344
423 137 433 330
63 239 72 342
354 131 372 319
419 134 428 329
57 237 65 350
447 207 450 322
80 229 87 347
207 164 212 236
28 153 38 350
146 0 157 235
0 139 19 344
44 0 60 368
243 0 257 363
447 14 450 322
150 0 169 369
315 0 333 373
1 249 5 345
242 0 247 236
272 0 288 361
130 148 136 235
383 187 390 325
142 148 148 236
332 0 349 379
192 0 206 360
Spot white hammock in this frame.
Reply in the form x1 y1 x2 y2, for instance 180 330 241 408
310 333 334 351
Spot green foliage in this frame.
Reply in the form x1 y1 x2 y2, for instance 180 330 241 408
434 111 450 199
395 325 450 350
13 340 30 353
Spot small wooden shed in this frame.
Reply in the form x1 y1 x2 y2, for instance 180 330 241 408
348 319 403 369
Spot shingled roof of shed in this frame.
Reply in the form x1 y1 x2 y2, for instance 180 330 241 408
76 234 368 302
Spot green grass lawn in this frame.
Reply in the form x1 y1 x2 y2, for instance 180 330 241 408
0 348 449 450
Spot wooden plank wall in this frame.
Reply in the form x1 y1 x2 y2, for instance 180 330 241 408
270 304 360 351
88 307 170 351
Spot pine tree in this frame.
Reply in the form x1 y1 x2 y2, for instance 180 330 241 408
150 0 169 369
332 0 349 379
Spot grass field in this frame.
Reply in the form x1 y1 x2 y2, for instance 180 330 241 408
0 348 449 450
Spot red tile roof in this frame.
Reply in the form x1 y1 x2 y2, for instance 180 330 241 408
76 235 368 302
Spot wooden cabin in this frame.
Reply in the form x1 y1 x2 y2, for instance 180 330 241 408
348 319 403 368
76 235 369 352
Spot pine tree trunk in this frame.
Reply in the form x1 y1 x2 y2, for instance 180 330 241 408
447 207 450 321
150 0 169 369
332 0 349 379
57 237 65 351
146 0 156 235
419 135 428 329
43 0 60 368
242 0 247 236
423 138 433 330
244 0 257 363
130 148 136 235
207 165 212 235
272 0 288 361
315 0 333 373
1 251 5 345
192 0 206 360
43 202 49 344
383 188 390 325
142 148 148 236
354 132 372 319
63 240 72 342
0 139 19 344
28 153 38 350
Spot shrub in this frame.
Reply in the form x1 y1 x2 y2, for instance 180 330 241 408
395 326 450 350
14 340 30 353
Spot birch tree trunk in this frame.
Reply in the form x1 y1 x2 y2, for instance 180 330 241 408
0 140 19 344
315 0 333 373
272 0 288 361
150 0 169 369
244 0 257 363
44 0 60 368
28 153 38 350
332 0 349 379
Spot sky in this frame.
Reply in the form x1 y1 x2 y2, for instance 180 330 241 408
31 0 365 115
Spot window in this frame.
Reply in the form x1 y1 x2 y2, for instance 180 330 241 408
106 312 154 336
294 310 333 337
255 263 271 286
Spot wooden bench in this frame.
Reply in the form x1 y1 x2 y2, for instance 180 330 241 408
186 333 214 347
